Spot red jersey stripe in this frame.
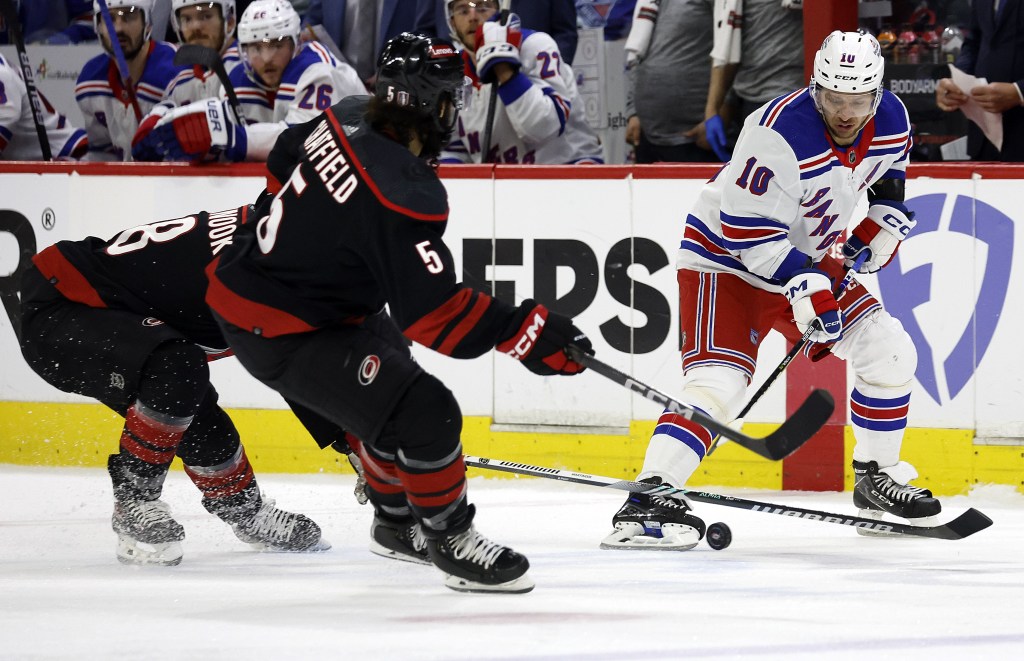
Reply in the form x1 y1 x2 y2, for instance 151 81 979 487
32 247 107 308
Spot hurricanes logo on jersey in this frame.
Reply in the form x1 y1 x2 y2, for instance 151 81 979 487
358 355 381 385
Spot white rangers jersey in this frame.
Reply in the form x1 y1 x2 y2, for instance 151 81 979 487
678 88 912 292
443 30 603 164
74 41 183 161
0 54 87 160
163 41 242 106
226 41 364 160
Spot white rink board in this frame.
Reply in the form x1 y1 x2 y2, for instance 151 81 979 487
1 168 1020 436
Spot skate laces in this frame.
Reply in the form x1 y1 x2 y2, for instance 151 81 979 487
448 528 505 569
871 473 930 503
651 494 691 511
409 524 427 553
122 499 175 527
241 500 297 542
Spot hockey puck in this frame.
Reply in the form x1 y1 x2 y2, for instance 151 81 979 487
706 522 732 550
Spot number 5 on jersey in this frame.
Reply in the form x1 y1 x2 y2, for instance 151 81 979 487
416 241 444 274
257 169 308 254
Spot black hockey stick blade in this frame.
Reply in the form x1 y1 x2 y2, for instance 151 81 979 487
174 44 246 123
174 43 221 69
567 347 833 460
465 455 994 541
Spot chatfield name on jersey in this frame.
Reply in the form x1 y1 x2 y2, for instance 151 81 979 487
303 119 359 204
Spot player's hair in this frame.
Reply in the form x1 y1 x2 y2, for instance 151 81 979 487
367 96 447 164
371 33 465 161
170 0 237 45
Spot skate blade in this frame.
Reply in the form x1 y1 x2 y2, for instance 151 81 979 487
855 509 940 537
443 573 535 594
599 524 699 551
243 538 333 553
116 535 183 566
368 539 431 565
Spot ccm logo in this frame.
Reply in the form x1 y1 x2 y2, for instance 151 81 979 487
505 312 545 359
358 355 381 385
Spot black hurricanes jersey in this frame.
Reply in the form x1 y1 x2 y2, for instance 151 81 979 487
32 206 248 351
208 97 524 358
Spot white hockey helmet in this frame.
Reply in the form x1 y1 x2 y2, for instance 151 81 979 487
93 0 154 38
810 30 885 115
170 1 237 43
237 0 301 46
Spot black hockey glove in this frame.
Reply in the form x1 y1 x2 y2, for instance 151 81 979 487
498 300 593 376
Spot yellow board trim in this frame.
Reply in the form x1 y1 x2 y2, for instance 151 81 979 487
1 402 1021 495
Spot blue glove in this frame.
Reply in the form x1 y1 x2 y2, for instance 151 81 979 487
784 269 843 344
705 114 730 161
144 98 247 162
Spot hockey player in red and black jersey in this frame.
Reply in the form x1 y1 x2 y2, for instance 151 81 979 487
206 33 594 594
18 205 339 566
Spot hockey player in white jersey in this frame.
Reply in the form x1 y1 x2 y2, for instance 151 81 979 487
74 0 182 160
441 0 602 164
131 0 364 162
603 31 941 551
164 0 241 104
0 54 88 160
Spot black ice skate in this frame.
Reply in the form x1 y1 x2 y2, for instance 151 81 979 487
601 477 706 551
853 460 941 532
109 454 184 566
427 524 534 594
207 486 330 552
112 498 185 566
369 515 430 565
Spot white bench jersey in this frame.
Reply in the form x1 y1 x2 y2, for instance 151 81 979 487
0 54 87 160
225 40 364 160
74 41 183 161
443 29 602 165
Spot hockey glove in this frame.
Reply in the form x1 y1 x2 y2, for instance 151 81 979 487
842 200 917 274
784 269 843 344
498 300 592 376
130 103 172 162
705 114 730 161
148 98 247 162
475 13 523 85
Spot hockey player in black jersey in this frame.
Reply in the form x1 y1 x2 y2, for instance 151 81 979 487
207 33 594 593
18 205 337 566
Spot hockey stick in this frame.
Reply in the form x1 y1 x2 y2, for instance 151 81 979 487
480 0 511 163
566 347 834 461
0 0 52 160
174 44 246 123
465 455 994 541
96 0 143 121
708 252 867 456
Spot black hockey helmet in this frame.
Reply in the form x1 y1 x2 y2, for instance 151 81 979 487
375 33 465 146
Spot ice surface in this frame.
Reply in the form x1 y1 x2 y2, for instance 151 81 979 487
1 466 1022 660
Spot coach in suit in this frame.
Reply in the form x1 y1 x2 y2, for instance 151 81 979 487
302 0 420 82
936 0 1024 161
414 0 578 64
